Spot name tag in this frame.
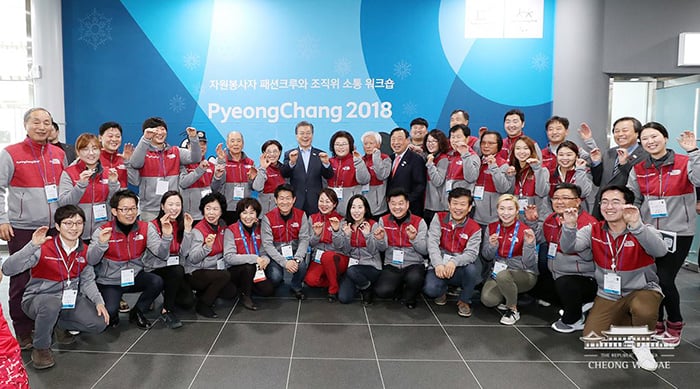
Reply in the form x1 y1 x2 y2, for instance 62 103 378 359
518 198 529 214
547 243 558 259
473 185 485 200
314 249 324 264
657 229 677 253
45 184 58 203
361 184 370 194
233 186 245 200
392 249 404 265
253 266 267 283
156 179 169 196
216 259 226 270
648 199 668 218
491 261 508 278
445 180 454 192
200 188 212 198
93 204 108 222
167 255 179 266
62 289 77 309
332 187 343 200
281 244 294 259
121 268 135 287
348 258 360 267
603 272 621 295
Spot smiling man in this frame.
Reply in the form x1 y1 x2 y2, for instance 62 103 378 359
386 128 426 217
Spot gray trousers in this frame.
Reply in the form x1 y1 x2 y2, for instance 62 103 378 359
22 293 108 349
481 270 537 308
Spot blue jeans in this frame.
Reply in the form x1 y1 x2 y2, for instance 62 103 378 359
423 261 483 304
338 265 381 304
265 259 309 292
98 271 164 325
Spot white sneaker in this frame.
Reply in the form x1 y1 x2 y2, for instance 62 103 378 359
497 303 508 311
632 345 658 372
500 309 520 325
581 302 594 313
537 299 551 307
551 317 584 333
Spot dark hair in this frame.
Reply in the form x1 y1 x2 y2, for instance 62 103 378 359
55 204 86 225
641 121 669 139
99 121 123 136
553 183 582 199
545 116 570 130
156 191 184 243
235 197 262 218
450 109 470 122
410 117 429 128
480 130 503 152
52 121 60 132
424 129 449 155
199 192 228 216
345 195 372 224
449 124 471 138
390 127 409 139
386 188 409 202
612 117 642 135
508 136 538 180
142 117 168 132
261 139 283 154
556 140 580 157
329 130 355 157
295 121 314 134
503 109 525 122
109 189 139 209
318 188 339 208
274 183 295 199
600 184 635 205
447 187 473 206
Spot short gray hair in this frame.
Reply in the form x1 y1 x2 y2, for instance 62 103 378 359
361 131 381 146
23 107 51 124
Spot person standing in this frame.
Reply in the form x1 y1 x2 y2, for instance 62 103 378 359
213 131 256 224
386 128 426 217
360 131 391 217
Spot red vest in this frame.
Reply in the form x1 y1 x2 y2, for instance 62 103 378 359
261 163 285 193
183 161 215 189
363 153 390 186
498 134 524 161
224 155 255 184
228 221 262 255
30 236 87 282
350 219 376 248
548 168 577 198
437 212 481 253
541 145 557 172
64 160 112 204
633 154 694 197
6 138 64 189
513 166 537 196
310 211 342 244
381 214 422 248
476 155 508 192
589 222 656 271
487 221 530 258
139 146 182 178
102 221 149 262
327 155 359 187
542 212 597 253
100 150 128 188
194 220 226 256
266 208 305 243
151 219 180 255
446 152 466 181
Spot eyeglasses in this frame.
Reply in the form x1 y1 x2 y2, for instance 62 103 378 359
334 142 349 147
599 200 624 207
116 207 138 214
61 221 84 228
551 196 578 201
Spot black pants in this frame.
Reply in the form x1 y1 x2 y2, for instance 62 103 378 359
228 264 275 297
151 265 194 311
554 275 597 324
98 271 164 326
187 269 236 306
656 236 692 322
528 244 560 306
374 264 426 304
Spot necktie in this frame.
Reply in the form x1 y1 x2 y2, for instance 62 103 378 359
392 155 402 176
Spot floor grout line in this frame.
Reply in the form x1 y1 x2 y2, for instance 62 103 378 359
186 301 238 389
422 296 484 389
512 325 581 389
89 327 151 389
363 305 386 389
284 299 302 389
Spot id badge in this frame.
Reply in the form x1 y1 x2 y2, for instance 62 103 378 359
233 186 245 200
348 258 360 267
517 198 529 214
491 261 508 279
361 184 370 194
45 184 58 203
155 179 169 196
445 180 454 192
648 199 668 218
61 289 77 309
332 187 343 200
473 186 485 200
657 229 677 253
603 272 621 295
93 204 108 222
121 269 135 287
547 243 558 259
167 255 180 266
200 188 212 198
281 244 294 259
216 259 226 270
314 249 324 264
253 266 267 283
392 249 405 265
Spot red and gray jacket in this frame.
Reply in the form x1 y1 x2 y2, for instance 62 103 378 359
362 150 391 215
223 221 269 266
261 207 310 266
532 211 597 279
185 220 227 273
179 160 215 220
428 212 481 267
482 221 538 273
472 155 510 226
380 213 428 268
213 152 255 211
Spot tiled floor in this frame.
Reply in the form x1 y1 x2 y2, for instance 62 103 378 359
2 268 699 388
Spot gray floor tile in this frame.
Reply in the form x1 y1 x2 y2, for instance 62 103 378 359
129 322 223 355
447 326 547 361
54 324 145 353
518 326 590 361
298 298 367 324
210 323 295 357
25 351 120 389
370 325 460 360
556 361 676 388
191 356 289 388
287 359 383 389
365 299 440 325
228 298 299 323
380 360 479 389
471 361 578 389
293 324 375 359
429 300 506 326
95 354 204 389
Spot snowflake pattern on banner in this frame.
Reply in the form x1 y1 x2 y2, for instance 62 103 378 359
169 95 186 113
402 101 417 116
531 53 549 71
393 60 412 80
297 34 320 60
334 57 352 76
183 53 201 70
78 9 112 50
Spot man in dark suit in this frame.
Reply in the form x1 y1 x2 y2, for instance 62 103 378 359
281 121 333 215
584 116 648 219
387 127 426 217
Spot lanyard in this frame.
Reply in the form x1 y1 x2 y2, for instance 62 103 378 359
556 167 573 185
496 221 520 258
605 232 628 272
517 169 531 196
54 237 80 287
26 138 58 185
643 164 672 198
238 222 259 256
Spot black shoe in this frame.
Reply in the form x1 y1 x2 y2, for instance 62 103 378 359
406 301 416 309
240 294 257 311
196 302 218 318
129 308 152 330
161 311 183 329
327 293 338 303
360 288 374 306
292 289 306 300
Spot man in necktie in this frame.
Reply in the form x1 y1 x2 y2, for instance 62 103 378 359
386 128 426 217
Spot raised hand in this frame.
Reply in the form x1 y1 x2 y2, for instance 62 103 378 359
616 148 629 165
488 233 499 247
260 154 271 169
575 158 587 168
107 168 119 183
621 204 641 227
122 143 134 160
405 225 418 240
506 166 517 176
185 126 197 138
312 221 324 236
215 143 227 161
525 157 539 166
523 229 535 244
329 217 341 232
677 130 697 152
32 226 51 246
319 152 330 165
373 225 385 241
426 153 434 164
78 168 93 184
183 213 194 232
484 154 496 166
562 207 578 228
247 166 258 181
204 233 216 248
160 214 173 237
590 148 602 163
359 221 371 235
214 163 225 179
98 227 113 244
143 127 156 141
524 204 538 222
352 150 362 159
578 123 593 140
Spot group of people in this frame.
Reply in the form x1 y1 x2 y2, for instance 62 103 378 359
0 107 696 379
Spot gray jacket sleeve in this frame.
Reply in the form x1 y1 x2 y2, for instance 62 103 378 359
687 149 700 186
533 163 550 197
354 157 371 185
426 157 448 186
79 265 105 306
452 229 481 266
261 215 285 266
128 136 150 169
1 241 41 276
573 167 593 200
626 168 643 208
187 229 211 265
372 150 391 181
481 235 498 261
560 224 592 253
411 219 428 255
251 166 266 191
146 222 173 260
86 240 108 265
490 162 511 193
179 164 206 189
0 150 15 224
629 223 668 258
427 216 443 266
58 171 87 206
294 214 311 261
462 152 481 185
178 136 202 165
